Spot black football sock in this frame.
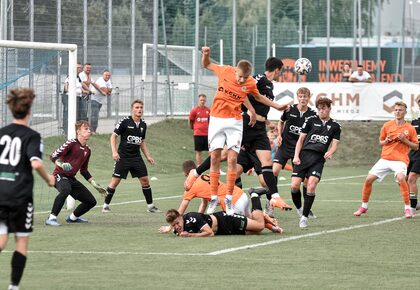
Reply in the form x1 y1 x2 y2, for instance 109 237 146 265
251 195 263 212
142 186 153 205
196 156 211 175
291 189 302 209
410 193 417 208
262 166 278 196
235 177 242 188
11 251 26 286
303 193 315 218
302 185 307 196
104 187 115 205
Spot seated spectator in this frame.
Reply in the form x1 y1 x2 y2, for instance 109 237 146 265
350 65 372 83
341 63 352 82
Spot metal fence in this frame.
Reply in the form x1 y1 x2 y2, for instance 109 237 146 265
0 0 419 128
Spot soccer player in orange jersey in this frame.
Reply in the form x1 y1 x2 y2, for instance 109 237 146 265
201 46 287 216
354 101 419 218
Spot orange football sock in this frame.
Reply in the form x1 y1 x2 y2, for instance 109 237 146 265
399 181 410 205
361 182 372 203
226 171 237 195
210 171 220 196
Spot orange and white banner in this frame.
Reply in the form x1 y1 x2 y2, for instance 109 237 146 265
269 82 420 121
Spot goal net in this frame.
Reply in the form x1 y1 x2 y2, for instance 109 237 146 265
0 40 78 211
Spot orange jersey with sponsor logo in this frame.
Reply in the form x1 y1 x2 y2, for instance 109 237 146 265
208 64 260 119
183 174 243 205
380 120 418 164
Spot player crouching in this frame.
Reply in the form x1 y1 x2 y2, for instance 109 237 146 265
45 121 107 226
165 194 282 237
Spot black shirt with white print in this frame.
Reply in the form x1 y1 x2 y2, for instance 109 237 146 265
114 116 147 158
410 118 420 160
280 104 317 156
0 124 43 207
242 73 274 118
301 115 341 154
182 212 213 234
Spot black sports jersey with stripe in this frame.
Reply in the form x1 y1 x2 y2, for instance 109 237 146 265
410 118 420 160
0 124 43 207
301 116 341 153
279 105 317 156
114 116 147 158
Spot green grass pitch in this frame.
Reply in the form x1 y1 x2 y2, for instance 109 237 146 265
1 119 419 289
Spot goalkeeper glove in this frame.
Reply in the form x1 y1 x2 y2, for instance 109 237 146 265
56 160 72 172
91 179 108 197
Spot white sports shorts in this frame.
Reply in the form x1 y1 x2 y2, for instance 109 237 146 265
233 193 250 217
208 116 243 153
368 158 407 182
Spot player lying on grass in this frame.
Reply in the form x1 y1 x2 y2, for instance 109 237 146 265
45 121 107 226
184 150 292 214
159 160 282 233
165 194 280 237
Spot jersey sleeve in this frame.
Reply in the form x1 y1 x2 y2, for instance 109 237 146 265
79 149 92 181
332 124 342 141
301 118 312 134
189 108 197 121
207 63 227 77
50 139 74 162
248 82 260 97
280 110 288 122
26 132 43 162
409 126 419 144
143 123 147 141
184 213 208 232
379 124 387 141
114 118 127 136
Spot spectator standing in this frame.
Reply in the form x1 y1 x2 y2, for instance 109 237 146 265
341 63 352 82
188 94 210 165
62 63 83 134
349 64 372 83
78 63 95 121
90 70 113 133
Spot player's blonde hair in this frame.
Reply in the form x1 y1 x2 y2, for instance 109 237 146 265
297 87 310 97
394 101 407 109
131 99 144 107
6 88 35 119
166 209 181 223
236 60 253 76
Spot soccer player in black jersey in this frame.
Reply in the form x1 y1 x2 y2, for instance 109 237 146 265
45 121 107 226
241 57 292 213
273 87 317 216
165 194 270 237
407 98 420 214
292 98 341 228
0 88 55 290
102 99 160 213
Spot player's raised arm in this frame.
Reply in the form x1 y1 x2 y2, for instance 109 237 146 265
252 92 289 111
201 46 211 68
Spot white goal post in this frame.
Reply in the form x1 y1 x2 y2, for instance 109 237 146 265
0 40 78 209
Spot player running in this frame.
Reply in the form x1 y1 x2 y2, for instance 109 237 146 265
354 101 418 218
407 98 420 215
273 87 317 217
45 121 107 226
201 47 287 216
165 194 279 237
292 98 341 228
102 99 160 213
0 88 55 290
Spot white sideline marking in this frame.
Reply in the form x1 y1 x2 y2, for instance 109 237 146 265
35 174 366 215
4 215 406 257
206 216 405 256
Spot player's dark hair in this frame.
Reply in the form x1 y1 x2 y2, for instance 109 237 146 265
316 97 333 108
131 99 144 107
394 101 407 109
182 160 197 175
297 87 310 97
265 57 284 72
6 88 35 119
75 120 90 134
236 60 253 76
166 209 181 223
198 94 206 99
357 64 363 68
83 63 91 67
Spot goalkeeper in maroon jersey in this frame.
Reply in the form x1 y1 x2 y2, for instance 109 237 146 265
45 121 107 226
